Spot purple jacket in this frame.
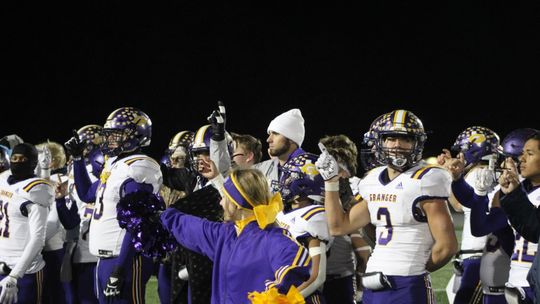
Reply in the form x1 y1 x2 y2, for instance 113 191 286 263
161 208 312 303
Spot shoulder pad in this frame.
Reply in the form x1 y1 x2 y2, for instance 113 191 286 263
22 178 54 207
417 167 452 198
125 157 162 190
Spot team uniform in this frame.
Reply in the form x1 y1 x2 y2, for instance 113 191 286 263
505 184 540 303
89 154 162 304
64 163 99 304
358 164 452 304
452 169 489 304
0 174 54 303
276 204 331 302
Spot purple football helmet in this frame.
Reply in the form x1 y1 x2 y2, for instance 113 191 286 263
501 128 539 159
279 152 324 204
372 109 427 170
452 126 501 165
77 124 104 155
360 114 385 171
168 131 195 152
87 147 104 178
102 107 152 157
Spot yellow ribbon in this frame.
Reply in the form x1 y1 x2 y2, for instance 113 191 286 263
253 193 284 229
248 286 305 304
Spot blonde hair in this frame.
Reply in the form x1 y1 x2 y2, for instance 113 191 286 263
36 141 67 169
230 168 271 207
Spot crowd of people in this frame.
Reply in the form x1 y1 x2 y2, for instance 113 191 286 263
0 103 538 304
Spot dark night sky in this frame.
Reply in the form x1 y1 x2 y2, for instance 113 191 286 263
3 2 539 170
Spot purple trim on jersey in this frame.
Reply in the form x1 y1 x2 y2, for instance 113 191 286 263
454 257 481 304
411 196 447 222
451 176 475 209
302 208 325 221
73 158 95 203
19 200 32 217
415 167 438 180
378 168 392 186
362 273 434 304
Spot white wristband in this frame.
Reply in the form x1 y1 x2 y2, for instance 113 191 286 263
309 246 323 257
355 246 372 252
325 181 339 192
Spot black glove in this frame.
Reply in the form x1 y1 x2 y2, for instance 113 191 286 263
64 129 85 158
103 266 123 298
207 101 226 141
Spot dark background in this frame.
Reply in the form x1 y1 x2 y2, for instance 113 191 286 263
3 3 539 171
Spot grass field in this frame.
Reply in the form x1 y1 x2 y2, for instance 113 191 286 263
145 213 464 303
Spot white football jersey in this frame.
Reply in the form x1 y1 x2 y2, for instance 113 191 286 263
0 176 54 273
459 168 488 254
276 205 333 246
89 154 162 257
67 164 99 263
508 185 540 287
44 172 69 251
359 164 452 276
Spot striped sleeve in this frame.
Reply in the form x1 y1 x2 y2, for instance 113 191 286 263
265 230 311 294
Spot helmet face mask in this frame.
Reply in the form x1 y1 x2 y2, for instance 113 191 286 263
372 110 427 171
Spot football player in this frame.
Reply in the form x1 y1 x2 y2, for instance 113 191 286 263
317 109 457 304
498 130 540 303
275 152 328 302
65 107 162 304
439 126 502 304
0 143 54 304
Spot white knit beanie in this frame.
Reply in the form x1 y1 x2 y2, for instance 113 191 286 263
267 109 305 147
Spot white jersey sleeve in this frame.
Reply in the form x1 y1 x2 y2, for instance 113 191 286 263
419 167 452 198
125 157 162 192
297 208 332 243
18 179 55 207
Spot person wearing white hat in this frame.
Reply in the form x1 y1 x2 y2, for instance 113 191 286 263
254 108 307 193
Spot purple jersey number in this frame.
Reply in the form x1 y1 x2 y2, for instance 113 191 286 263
0 200 10 238
377 207 393 245
93 183 106 220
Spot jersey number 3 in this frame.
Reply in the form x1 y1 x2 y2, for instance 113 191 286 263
377 207 393 245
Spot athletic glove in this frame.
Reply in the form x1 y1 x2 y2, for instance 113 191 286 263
64 129 85 158
103 267 123 298
0 275 18 304
315 143 339 181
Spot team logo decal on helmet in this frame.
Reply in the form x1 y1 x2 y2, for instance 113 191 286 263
102 107 152 157
279 153 324 204
451 126 501 166
371 109 427 171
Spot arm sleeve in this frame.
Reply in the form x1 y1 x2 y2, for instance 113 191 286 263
500 186 540 242
451 176 475 208
55 197 81 230
210 138 231 177
266 234 311 294
10 204 48 278
469 193 509 236
73 159 96 202
160 207 223 259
